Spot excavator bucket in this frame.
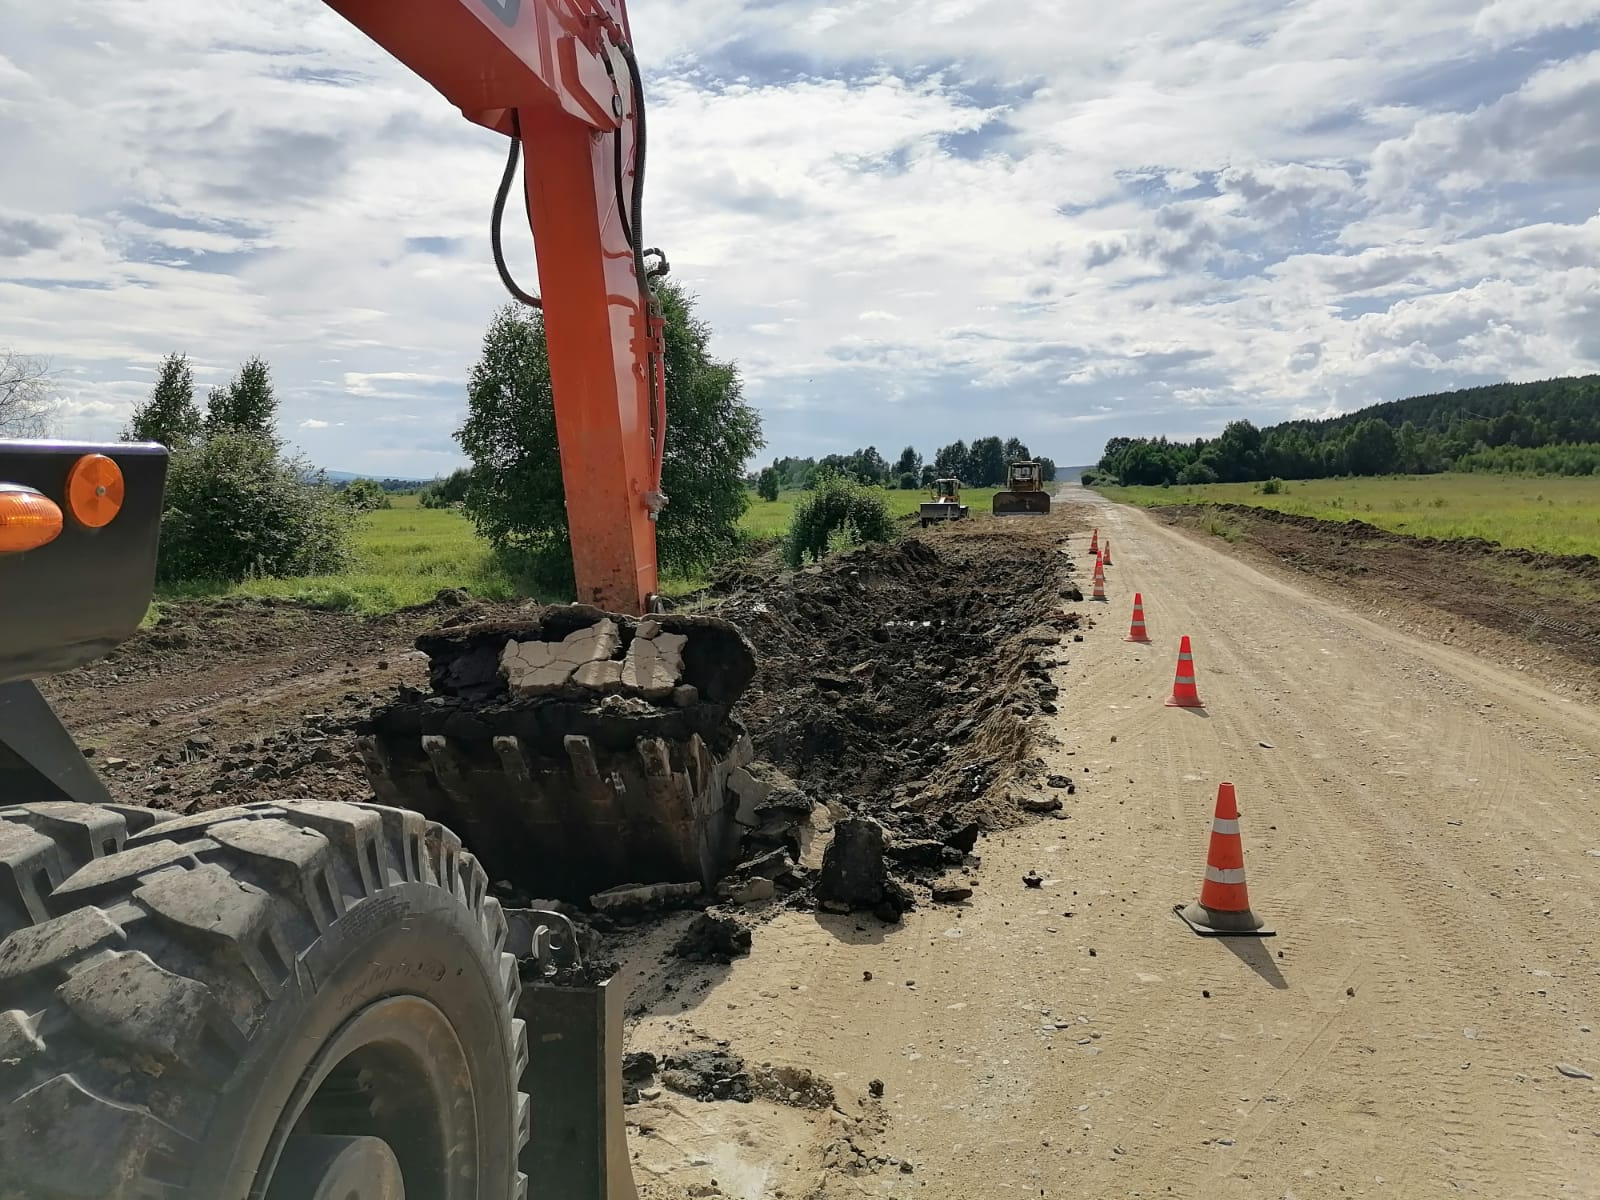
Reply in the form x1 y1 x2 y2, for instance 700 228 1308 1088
992 490 1052 516
359 605 760 900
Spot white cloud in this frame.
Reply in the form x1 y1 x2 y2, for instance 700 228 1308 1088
1369 50 1600 199
0 1 1597 473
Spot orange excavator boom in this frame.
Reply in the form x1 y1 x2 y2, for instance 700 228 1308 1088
322 0 666 614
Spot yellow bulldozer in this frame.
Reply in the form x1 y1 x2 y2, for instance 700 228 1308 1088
993 461 1052 516
919 477 971 527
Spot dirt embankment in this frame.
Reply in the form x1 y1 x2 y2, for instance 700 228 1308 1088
39 589 528 812
47 519 1084 887
719 524 1077 838
1152 501 1600 687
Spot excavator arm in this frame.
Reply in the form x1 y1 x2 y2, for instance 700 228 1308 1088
322 0 667 614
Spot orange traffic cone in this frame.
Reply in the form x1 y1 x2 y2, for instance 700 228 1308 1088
1124 593 1151 643
1164 635 1203 707
1102 539 1114 566
1175 782 1274 936
1091 551 1107 601
1088 529 1099 556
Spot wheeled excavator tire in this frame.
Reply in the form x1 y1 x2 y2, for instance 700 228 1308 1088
0 798 529 1200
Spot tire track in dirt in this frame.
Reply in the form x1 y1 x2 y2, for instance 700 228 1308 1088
69 643 353 735
1067 490 1600 1199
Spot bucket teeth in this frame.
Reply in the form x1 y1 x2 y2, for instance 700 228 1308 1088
361 610 756 901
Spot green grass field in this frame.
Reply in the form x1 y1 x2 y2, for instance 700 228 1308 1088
156 486 1005 615
1097 473 1600 558
156 492 529 613
739 487 1003 537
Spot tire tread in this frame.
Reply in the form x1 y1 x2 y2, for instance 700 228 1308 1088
0 799 526 1199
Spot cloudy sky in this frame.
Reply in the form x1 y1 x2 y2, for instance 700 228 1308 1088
3 1 1598 478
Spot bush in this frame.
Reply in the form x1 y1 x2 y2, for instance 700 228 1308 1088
897 471 917 490
1177 461 1219 485
757 466 781 502
782 472 893 568
157 430 351 583
419 467 472 509
1259 477 1286 495
1079 470 1098 486
340 477 392 511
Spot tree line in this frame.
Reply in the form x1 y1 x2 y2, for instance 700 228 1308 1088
755 437 1057 500
118 279 766 593
122 353 363 583
1094 375 1600 486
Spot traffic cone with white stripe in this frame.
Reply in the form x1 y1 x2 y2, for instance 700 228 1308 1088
1102 539 1114 566
1124 593 1151 643
1175 782 1274 936
1088 528 1099 556
1091 551 1107 601
1164 635 1203 707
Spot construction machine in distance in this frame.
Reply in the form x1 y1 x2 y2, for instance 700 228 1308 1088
919 477 971 526
993 460 1052 516
0 2 742 1197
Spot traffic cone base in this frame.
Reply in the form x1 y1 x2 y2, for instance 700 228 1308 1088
1173 902 1274 937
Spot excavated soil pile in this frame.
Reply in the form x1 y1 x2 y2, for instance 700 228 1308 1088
710 524 1077 906
52 520 1080 920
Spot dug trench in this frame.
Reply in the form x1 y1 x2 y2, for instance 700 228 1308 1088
41 509 1087 1194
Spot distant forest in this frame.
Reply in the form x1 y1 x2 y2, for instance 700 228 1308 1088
1094 375 1600 485
758 437 1057 493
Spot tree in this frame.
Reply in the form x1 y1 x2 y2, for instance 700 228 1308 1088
157 430 350 583
124 352 203 447
1037 456 1056 482
1210 420 1263 482
420 466 473 509
894 445 922 483
933 440 968 482
852 446 889 485
919 464 936 487
340 477 392 511
1177 460 1219 485
968 436 1006 486
458 282 764 588
1344 418 1399 475
206 355 279 440
0 349 54 436
757 466 781 502
1003 436 1030 464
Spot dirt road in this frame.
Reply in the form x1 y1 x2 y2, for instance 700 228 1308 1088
625 488 1600 1199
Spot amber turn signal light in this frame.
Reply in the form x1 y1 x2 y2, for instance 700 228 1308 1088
0 484 65 553
66 453 125 528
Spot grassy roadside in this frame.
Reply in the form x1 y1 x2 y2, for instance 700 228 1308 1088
1096 473 1600 558
741 487 1003 537
154 487 1006 616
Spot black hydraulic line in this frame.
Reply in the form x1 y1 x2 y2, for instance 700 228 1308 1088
492 110 542 309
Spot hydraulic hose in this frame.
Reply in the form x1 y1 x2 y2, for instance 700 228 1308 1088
492 110 542 309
